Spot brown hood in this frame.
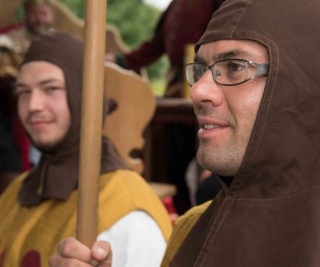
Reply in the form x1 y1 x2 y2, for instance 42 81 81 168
171 0 320 266
18 32 127 206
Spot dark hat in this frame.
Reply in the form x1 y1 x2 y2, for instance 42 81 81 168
19 32 127 207
22 31 84 153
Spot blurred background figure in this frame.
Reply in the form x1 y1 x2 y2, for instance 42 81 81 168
185 159 222 206
195 170 222 205
1 0 54 57
0 0 53 191
0 0 51 175
106 0 226 98
0 35 31 194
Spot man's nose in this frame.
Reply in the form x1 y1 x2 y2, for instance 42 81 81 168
28 91 45 111
189 70 223 107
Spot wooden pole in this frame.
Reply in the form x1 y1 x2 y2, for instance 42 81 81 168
76 0 107 247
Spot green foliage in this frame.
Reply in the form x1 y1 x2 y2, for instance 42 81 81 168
104 1 168 81
146 55 169 80
60 0 160 48
15 6 24 21
151 77 167 97
107 0 161 49
60 0 85 18
60 0 168 85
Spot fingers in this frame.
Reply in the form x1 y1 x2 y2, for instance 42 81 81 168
49 237 112 267
91 240 112 267
49 237 92 267
58 237 92 262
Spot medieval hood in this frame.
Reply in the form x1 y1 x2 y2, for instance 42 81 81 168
171 0 320 266
18 32 127 206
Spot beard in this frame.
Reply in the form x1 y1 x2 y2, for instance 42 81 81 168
27 23 51 35
21 110 71 155
26 131 61 154
196 140 243 177
23 119 68 155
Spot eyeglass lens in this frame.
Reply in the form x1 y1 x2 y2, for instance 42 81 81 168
186 59 267 86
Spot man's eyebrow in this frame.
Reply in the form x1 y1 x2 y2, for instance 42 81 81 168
194 55 206 64
15 82 27 88
194 49 253 64
16 78 63 88
38 78 63 86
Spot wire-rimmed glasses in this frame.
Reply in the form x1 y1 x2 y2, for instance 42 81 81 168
186 59 269 86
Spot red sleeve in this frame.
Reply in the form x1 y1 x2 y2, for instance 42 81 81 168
12 114 31 171
123 4 172 71
0 22 24 34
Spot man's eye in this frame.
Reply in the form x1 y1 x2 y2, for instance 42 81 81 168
213 70 222 80
45 86 61 92
194 66 204 77
16 89 30 97
228 62 245 72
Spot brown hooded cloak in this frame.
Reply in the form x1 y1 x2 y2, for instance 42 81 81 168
18 32 127 206
169 0 320 266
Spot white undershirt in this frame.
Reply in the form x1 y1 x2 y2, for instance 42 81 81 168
97 210 166 267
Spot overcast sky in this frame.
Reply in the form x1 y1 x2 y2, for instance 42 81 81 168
143 0 172 10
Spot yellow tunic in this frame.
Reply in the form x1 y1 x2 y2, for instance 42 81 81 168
161 201 212 267
0 169 172 267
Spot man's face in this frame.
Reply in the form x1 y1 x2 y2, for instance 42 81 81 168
191 40 268 176
25 4 54 35
16 61 71 152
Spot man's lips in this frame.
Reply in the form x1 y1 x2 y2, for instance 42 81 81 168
28 120 53 128
197 117 229 131
202 124 222 130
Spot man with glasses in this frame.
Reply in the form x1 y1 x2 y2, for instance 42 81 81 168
184 40 269 178
50 0 320 266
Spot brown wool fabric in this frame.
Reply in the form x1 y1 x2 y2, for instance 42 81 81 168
171 0 320 266
19 32 127 206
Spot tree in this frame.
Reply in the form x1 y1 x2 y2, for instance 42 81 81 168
61 0 168 82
